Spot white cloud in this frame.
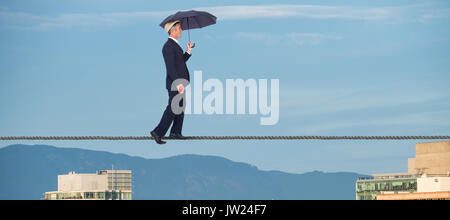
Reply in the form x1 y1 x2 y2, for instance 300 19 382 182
234 32 282 45
0 10 172 30
195 5 397 21
280 86 450 117
418 8 450 23
305 109 450 133
286 33 342 46
0 3 447 30
234 32 342 46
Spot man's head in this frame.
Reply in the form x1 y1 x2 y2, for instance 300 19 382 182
165 20 182 39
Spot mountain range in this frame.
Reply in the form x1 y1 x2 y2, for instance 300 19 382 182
0 144 367 200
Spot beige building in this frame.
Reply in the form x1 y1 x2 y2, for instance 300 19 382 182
45 170 132 200
356 140 450 200
417 175 450 193
408 141 450 175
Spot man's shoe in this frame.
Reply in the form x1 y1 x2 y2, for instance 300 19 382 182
151 131 166 144
169 133 187 139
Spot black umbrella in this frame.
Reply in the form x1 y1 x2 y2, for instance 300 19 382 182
159 10 217 48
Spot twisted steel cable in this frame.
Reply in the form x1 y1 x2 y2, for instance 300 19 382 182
0 135 449 140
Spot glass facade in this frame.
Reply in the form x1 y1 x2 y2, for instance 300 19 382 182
356 177 417 200
98 170 132 191
45 191 132 200
107 173 132 191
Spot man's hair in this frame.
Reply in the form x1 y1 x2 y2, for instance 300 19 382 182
168 22 180 35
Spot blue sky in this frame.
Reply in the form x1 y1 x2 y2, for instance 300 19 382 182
1 0 450 175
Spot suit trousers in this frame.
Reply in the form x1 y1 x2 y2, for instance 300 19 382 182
153 90 185 137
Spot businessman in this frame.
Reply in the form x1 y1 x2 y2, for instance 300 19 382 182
151 20 193 144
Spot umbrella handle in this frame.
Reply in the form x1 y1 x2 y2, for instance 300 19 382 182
188 40 195 49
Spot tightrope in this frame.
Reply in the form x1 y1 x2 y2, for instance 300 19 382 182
1 136 450 140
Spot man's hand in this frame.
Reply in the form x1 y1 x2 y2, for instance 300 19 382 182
177 84 184 94
187 41 193 54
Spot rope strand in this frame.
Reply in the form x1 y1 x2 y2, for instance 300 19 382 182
1 136 449 140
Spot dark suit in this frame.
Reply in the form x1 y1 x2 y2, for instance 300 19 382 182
153 38 191 137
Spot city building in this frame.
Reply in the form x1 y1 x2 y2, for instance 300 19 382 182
44 170 132 200
408 140 450 175
356 140 450 200
376 175 450 200
356 173 417 200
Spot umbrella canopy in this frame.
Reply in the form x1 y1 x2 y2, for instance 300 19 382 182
160 10 217 47
160 10 216 30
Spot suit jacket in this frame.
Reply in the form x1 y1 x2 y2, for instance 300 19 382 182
162 38 191 90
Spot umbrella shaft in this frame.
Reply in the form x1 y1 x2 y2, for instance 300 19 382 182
187 17 191 42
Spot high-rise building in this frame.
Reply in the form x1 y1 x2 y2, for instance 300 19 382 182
356 140 450 200
44 170 132 200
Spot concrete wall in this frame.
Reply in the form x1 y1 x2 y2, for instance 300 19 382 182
408 141 450 175
417 176 450 193
58 173 107 192
408 158 416 174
